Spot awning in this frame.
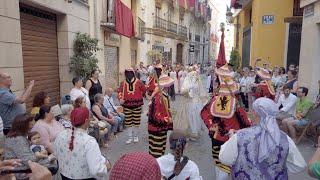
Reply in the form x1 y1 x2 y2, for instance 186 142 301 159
115 0 134 38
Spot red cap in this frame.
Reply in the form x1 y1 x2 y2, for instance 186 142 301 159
71 107 89 127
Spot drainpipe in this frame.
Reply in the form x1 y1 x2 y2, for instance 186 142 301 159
94 0 98 39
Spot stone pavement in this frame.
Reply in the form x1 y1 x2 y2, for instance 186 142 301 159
102 95 316 180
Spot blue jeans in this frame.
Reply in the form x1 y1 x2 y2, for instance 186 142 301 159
113 115 124 131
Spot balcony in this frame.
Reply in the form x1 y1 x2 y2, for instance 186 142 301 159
154 16 168 31
100 0 116 29
168 21 178 34
136 17 145 40
178 25 188 38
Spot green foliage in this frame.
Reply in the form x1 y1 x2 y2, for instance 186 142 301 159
69 32 101 79
229 49 241 70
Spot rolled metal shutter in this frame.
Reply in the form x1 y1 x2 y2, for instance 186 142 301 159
20 5 60 111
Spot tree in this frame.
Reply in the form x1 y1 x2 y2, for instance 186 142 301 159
69 32 101 79
229 49 241 70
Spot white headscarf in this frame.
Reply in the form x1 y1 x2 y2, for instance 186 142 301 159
252 97 280 163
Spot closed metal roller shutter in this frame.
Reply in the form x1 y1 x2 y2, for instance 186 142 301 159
20 5 60 110
104 46 119 88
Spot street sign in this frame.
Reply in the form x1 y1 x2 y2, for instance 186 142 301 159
262 15 275 25
189 45 195 52
304 4 314 18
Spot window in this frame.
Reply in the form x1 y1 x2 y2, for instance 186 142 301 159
156 7 160 17
195 35 200 42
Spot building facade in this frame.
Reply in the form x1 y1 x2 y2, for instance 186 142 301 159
298 0 320 100
137 0 211 66
231 0 303 68
0 0 90 109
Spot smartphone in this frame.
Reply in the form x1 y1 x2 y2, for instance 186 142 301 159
0 168 31 175
0 164 58 175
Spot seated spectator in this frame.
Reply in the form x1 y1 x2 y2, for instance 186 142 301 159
104 88 125 131
308 136 320 179
92 94 119 140
31 91 51 116
58 104 74 129
4 114 51 179
284 70 298 95
70 77 91 109
276 85 298 120
282 87 314 142
74 96 86 108
157 131 201 179
219 98 306 179
109 152 161 180
28 131 56 162
0 73 34 135
31 106 64 153
54 107 110 179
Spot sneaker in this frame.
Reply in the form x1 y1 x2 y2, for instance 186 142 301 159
126 138 133 144
133 136 139 143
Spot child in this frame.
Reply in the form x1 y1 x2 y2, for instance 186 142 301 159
28 131 55 161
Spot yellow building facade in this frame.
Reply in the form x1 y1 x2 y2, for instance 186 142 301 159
233 0 302 68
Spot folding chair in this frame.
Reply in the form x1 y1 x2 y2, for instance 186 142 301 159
296 107 320 144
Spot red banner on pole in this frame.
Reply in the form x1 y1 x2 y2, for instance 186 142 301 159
216 31 227 68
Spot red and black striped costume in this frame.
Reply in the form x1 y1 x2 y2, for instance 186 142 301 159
200 96 251 174
148 91 173 158
118 78 146 127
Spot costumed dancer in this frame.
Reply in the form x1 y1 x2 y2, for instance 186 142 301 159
118 68 146 144
253 66 276 100
148 65 174 158
200 64 251 180
181 66 207 140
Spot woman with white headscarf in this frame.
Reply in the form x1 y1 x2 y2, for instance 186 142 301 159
219 97 306 179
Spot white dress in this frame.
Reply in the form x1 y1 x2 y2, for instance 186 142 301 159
177 71 207 138
169 71 179 93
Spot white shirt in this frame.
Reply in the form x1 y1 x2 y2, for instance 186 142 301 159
157 153 202 180
239 76 252 93
148 65 155 74
276 93 298 116
103 95 118 113
70 87 91 109
54 129 108 179
219 134 307 174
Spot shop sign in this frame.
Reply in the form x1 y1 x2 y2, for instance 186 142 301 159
262 15 275 25
104 32 121 46
304 4 314 18
189 45 195 52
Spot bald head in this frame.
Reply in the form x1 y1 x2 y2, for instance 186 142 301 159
0 73 12 88
105 87 114 96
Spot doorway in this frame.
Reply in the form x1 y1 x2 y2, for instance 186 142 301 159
176 43 183 64
286 23 302 69
242 27 251 68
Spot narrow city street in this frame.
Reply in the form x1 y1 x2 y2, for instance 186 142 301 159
104 95 315 180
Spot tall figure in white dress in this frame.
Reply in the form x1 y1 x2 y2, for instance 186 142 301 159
180 68 207 140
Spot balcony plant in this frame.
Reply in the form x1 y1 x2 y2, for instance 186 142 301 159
69 32 101 79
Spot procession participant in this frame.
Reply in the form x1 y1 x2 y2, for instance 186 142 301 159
118 68 146 144
219 97 306 180
252 59 276 100
148 64 174 158
157 130 201 180
200 64 251 180
180 66 207 141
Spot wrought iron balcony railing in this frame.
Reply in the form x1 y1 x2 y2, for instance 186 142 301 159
178 25 188 38
137 17 145 40
154 16 168 30
168 21 178 34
